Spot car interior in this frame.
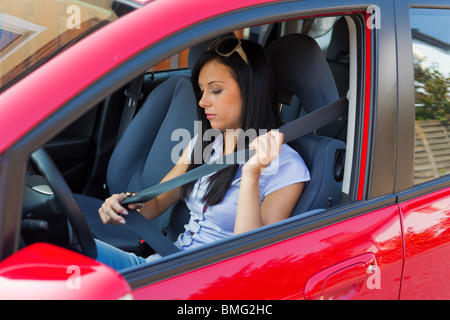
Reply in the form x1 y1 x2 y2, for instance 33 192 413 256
21 12 364 262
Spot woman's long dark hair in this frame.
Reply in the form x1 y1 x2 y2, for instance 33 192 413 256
180 39 281 206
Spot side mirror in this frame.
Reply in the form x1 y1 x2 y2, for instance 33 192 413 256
0 243 132 300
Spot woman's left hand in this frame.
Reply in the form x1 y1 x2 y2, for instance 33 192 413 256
243 130 284 176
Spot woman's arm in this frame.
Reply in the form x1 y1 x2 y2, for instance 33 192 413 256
132 146 190 221
234 131 305 234
98 146 191 225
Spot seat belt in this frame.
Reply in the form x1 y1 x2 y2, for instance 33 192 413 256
116 74 145 145
122 96 348 255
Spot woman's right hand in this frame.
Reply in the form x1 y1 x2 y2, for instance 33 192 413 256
98 145 191 225
98 193 129 225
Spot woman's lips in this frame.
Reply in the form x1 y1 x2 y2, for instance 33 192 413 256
206 113 216 120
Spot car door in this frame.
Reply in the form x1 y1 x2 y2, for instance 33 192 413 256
128 203 402 300
121 1 405 299
393 0 450 300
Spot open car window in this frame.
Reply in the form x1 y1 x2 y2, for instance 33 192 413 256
113 13 363 266
147 14 359 203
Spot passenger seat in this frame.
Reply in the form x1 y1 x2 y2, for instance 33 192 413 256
266 33 346 214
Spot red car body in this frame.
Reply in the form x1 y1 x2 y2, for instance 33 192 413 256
0 0 449 300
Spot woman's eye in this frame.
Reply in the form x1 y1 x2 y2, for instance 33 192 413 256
211 89 222 95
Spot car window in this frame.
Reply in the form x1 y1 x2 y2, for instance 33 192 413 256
411 8 450 185
123 12 365 273
113 14 358 207
151 48 190 71
146 14 359 211
0 0 117 92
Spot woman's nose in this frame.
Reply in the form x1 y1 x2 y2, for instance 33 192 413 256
198 92 210 109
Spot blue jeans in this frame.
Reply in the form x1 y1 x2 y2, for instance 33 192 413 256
95 239 149 271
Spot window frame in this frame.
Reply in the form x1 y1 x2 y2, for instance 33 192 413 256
121 7 378 286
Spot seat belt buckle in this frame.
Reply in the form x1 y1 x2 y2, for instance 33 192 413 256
138 239 154 257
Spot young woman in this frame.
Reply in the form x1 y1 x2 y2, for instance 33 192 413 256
96 36 310 270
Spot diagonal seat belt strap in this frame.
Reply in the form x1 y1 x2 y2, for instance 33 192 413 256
123 96 347 206
278 97 348 143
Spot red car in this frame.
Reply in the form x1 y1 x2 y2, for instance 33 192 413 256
0 0 449 300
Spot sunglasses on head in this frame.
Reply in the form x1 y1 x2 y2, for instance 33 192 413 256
207 36 249 66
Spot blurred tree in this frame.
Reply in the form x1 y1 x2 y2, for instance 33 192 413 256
414 62 450 124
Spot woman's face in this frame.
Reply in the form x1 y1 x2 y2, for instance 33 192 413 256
198 59 243 132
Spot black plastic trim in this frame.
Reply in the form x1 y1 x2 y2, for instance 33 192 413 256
396 176 450 203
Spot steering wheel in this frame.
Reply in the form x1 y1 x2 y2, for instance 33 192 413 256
30 148 97 259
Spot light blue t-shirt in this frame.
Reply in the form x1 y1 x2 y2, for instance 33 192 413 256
173 134 310 251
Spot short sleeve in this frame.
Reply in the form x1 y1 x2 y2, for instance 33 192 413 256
260 144 310 198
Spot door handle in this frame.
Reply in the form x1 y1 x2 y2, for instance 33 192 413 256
304 253 377 300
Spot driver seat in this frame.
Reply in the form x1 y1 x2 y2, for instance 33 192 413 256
74 43 208 256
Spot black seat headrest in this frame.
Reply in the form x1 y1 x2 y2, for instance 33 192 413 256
266 33 339 113
325 17 350 63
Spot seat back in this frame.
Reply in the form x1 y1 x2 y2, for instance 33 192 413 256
107 75 197 194
266 34 339 115
266 33 346 140
266 33 346 215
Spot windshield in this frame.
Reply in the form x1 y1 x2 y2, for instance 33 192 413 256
0 0 119 92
